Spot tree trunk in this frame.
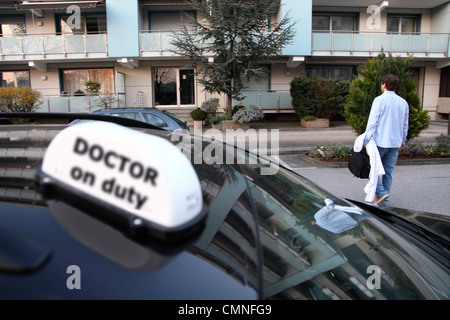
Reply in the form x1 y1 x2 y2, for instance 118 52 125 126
226 94 232 116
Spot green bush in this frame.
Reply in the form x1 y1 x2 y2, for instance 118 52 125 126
210 115 232 124
190 108 207 121
290 75 349 120
344 52 430 142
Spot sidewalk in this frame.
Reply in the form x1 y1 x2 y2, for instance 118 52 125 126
195 120 449 156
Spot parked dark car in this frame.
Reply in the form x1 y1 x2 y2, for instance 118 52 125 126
71 108 190 134
0 114 448 301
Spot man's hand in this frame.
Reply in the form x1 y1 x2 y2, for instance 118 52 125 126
399 144 404 151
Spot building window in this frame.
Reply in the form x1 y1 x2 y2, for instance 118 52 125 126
0 71 30 87
312 14 356 32
61 69 113 95
440 67 450 98
58 14 107 34
306 66 355 81
148 10 196 31
387 15 418 34
0 15 26 36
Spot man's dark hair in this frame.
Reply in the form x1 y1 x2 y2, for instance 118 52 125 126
382 74 399 91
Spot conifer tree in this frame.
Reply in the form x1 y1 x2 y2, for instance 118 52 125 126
344 52 430 142
171 0 295 115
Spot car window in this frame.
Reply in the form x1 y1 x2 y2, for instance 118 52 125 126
109 112 139 120
143 113 168 127
163 111 186 126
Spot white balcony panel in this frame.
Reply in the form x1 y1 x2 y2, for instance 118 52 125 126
259 92 278 110
279 92 293 110
0 37 22 55
353 34 371 52
410 35 429 52
371 34 390 52
429 34 448 53
86 34 107 53
391 35 409 52
333 33 352 52
23 36 43 55
312 33 332 51
140 33 160 52
43 35 63 54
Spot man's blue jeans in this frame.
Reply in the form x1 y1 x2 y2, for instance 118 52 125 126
376 147 399 207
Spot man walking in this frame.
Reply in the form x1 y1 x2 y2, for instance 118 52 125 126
364 74 409 207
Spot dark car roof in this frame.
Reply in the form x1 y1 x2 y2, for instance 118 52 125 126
0 122 449 300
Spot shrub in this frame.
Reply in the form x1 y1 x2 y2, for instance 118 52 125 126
435 134 450 150
309 145 351 160
210 115 232 124
0 87 42 113
344 52 430 142
190 108 207 121
201 98 220 116
401 141 428 156
290 75 349 120
232 105 264 124
0 87 43 124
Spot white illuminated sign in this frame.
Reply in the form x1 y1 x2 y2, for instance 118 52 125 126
41 121 203 229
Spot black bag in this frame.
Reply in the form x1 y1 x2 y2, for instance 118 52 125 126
348 149 371 179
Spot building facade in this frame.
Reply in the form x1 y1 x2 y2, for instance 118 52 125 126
0 0 449 120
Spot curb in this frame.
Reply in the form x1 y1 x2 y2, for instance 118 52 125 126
298 152 450 167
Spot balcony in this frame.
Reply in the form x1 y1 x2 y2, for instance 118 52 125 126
312 31 450 58
0 33 108 61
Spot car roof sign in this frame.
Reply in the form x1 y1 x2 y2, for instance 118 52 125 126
36 121 207 242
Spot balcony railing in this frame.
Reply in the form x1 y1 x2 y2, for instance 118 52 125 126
233 90 293 112
0 32 108 60
139 30 212 57
312 31 450 58
35 94 124 113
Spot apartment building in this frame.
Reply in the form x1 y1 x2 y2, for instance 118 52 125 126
0 0 449 120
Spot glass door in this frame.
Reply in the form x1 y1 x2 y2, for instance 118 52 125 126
153 68 195 107
179 69 195 105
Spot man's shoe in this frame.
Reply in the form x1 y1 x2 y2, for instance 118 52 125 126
373 195 389 206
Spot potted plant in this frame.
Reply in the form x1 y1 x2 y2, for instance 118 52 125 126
201 98 220 125
300 115 330 128
84 80 101 95
210 115 232 130
190 108 207 129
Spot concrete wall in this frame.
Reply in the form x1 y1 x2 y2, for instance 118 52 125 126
423 65 442 120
